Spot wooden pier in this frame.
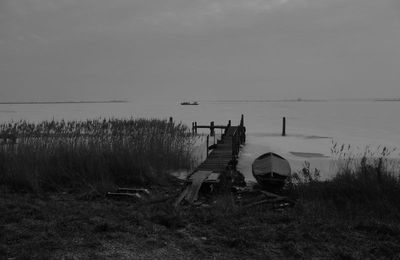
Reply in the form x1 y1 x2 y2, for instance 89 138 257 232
176 115 246 205
193 114 245 172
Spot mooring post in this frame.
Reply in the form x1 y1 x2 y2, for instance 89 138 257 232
224 120 231 136
194 122 198 134
236 131 240 153
231 133 235 161
282 117 286 136
192 122 195 134
210 121 215 136
169 117 173 125
206 135 209 158
240 114 244 127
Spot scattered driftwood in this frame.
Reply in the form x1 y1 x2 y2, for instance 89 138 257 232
106 187 151 201
235 188 295 210
173 168 295 210
107 187 180 206
116 187 150 195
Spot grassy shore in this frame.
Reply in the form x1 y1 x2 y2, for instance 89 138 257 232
1 180 400 259
1 120 400 259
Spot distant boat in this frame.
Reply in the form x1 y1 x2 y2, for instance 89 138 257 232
180 101 199 105
252 152 291 190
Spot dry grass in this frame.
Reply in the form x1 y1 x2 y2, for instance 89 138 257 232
2 188 400 260
0 118 196 193
289 143 400 221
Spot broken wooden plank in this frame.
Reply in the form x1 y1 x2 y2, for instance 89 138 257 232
186 171 212 203
205 172 221 182
187 172 221 183
117 187 150 195
174 186 189 207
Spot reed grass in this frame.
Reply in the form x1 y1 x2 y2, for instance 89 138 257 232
0 118 196 193
289 143 400 221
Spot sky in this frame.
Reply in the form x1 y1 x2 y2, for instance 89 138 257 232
1 0 400 102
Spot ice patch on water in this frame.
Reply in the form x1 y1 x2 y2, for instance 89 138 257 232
237 133 334 181
289 152 330 158
249 132 332 140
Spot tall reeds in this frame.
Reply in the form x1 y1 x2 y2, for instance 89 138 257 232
289 143 400 220
0 118 196 192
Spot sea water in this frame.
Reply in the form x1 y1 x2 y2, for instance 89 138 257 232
1 100 399 180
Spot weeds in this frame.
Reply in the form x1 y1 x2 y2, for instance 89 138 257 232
0 118 196 193
289 143 400 221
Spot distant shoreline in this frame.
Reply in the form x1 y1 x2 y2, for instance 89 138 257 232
0 100 129 105
207 98 400 103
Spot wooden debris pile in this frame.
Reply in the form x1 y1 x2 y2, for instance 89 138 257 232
233 186 295 210
174 169 295 210
174 170 221 207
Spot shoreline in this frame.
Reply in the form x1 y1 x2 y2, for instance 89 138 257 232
1 118 400 258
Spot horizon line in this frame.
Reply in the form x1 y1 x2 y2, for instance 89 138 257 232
0 100 129 105
203 97 400 103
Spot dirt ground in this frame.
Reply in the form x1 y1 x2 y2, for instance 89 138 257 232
1 186 400 259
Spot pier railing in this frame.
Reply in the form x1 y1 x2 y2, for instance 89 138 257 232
232 125 245 160
193 114 246 170
231 115 246 161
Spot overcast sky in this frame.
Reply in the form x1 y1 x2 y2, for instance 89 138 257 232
1 0 400 102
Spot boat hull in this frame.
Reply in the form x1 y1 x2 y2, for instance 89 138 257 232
252 152 291 190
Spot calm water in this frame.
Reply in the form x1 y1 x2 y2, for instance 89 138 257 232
1 100 399 180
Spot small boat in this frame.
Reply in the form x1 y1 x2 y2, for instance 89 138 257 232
252 152 291 190
180 101 199 105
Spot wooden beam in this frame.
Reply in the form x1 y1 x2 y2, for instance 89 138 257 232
194 125 228 129
282 117 286 136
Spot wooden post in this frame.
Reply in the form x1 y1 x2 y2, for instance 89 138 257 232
282 117 286 136
240 114 244 127
232 132 235 160
236 131 239 154
194 122 198 134
210 121 215 136
192 122 195 134
228 120 231 127
206 135 209 158
169 117 173 125
241 127 244 144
